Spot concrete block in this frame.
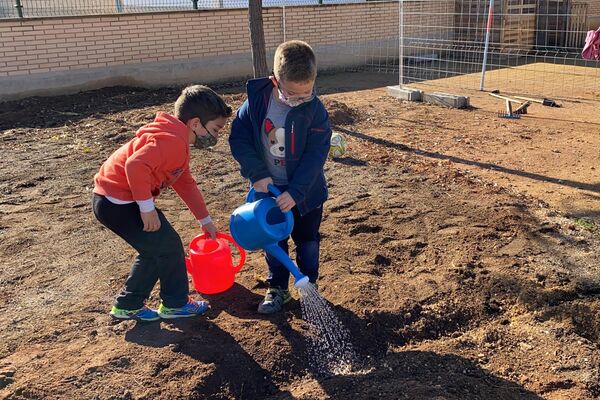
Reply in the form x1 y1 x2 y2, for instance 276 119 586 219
386 85 423 102
422 92 470 109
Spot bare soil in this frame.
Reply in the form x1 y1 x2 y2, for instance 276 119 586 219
0 72 599 399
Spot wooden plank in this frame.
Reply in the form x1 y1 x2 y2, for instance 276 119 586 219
566 3 588 49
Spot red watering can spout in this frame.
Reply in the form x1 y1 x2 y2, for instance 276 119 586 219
186 232 246 295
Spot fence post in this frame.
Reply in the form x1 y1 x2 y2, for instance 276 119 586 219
14 0 24 18
282 6 286 42
192 0 199 9
399 0 404 86
480 0 494 91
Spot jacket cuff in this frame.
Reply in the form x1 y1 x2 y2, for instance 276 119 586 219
286 187 304 206
249 171 272 184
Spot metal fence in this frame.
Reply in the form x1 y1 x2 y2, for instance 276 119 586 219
314 0 600 99
2 0 599 100
0 0 364 18
397 0 600 99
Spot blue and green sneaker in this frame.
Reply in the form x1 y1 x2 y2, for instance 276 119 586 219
157 298 209 319
110 306 160 322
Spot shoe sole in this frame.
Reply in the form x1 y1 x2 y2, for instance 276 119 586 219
109 313 160 322
157 312 203 319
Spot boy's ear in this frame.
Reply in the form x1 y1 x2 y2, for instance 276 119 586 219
186 117 200 131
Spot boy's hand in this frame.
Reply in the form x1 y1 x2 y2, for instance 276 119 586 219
276 191 296 213
141 210 161 232
253 177 273 193
202 221 218 240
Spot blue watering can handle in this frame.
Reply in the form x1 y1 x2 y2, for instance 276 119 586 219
246 183 282 202
266 184 282 196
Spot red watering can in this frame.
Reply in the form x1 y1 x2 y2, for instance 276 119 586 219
185 232 246 295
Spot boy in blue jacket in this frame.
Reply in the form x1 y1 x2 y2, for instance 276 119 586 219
229 40 332 314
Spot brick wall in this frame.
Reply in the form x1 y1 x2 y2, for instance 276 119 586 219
586 0 600 15
0 3 406 78
0 9 259 76
0 1 458 99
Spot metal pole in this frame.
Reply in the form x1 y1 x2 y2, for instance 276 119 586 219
282 6 286 42
399 0 404 86
15 0 24 18
480 0 494 91
192 0 198 9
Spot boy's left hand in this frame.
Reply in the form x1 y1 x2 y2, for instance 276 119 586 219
276 191 296 213
202 221 218 240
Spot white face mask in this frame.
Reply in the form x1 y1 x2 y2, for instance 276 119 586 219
277 87 315 107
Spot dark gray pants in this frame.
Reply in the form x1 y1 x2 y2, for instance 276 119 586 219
92 194 188 310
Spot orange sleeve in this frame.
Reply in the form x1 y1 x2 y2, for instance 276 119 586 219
171 167 210 221
124 139 163 201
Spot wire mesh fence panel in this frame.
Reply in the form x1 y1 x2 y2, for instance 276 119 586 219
400 0 600 99
0 0 365 18
1 0 599 100
307 0 400 88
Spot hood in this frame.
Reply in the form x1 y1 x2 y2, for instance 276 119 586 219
134 112 189 145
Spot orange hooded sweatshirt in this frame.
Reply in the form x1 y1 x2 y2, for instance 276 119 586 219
93 112 209 221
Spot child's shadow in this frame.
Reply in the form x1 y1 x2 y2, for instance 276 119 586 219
125 284 542 399
124 288 292 398
203 283 311 377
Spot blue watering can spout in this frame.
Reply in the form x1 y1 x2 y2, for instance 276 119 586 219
264 243 310 289
230 184 309 288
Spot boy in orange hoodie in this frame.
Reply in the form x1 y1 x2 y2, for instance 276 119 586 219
92 85 232 321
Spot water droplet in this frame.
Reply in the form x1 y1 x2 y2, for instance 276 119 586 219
298 284 365 376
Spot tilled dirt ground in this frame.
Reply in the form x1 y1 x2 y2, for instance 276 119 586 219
0 72 599 399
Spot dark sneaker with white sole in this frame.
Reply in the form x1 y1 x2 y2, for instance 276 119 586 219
257 288 292 314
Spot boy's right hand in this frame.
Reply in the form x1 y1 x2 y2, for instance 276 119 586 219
141 210 161 232
202 221 218 240
253 177 273 193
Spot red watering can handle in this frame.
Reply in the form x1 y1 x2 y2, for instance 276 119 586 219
198 232 246 274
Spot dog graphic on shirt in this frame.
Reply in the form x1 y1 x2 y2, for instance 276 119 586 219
264 118 285 158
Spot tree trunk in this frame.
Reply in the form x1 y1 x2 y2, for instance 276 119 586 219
248 0 269 78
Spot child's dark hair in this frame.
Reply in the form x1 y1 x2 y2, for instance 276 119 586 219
174 85 232 124
274 40 317 83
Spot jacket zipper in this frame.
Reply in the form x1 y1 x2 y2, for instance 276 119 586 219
291 121 295 156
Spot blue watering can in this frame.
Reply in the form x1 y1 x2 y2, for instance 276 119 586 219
229 184 310 288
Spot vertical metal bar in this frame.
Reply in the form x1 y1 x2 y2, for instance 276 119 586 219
192 0 198 9
480 0 495 90
399 0 404 85
15 0 24 18
282 6 286 42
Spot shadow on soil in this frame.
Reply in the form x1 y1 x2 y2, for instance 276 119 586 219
335 127 600 194
124 283 541 400
0 72 396 131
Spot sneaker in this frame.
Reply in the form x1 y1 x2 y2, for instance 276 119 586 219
257 288 292 314
110 306 160 322
157 298 209 319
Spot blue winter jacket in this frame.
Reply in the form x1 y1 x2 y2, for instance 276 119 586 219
229 78 332 216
